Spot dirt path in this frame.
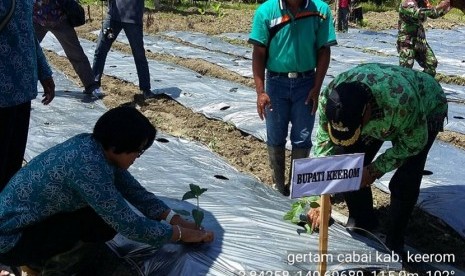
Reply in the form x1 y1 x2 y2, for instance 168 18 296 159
42 3 465 269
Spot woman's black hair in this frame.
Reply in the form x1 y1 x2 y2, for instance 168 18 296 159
93 105 157 154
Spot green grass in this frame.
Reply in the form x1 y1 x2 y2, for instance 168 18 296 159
80 0 102 5
359 2 395 12
444 8 465 20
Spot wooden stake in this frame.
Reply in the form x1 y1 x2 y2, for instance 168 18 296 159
318 194 331 275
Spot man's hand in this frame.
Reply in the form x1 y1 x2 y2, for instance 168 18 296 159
307 207 321 230
437 0 452 12
305 87 319 115
360 166 376 188
257 92 271 120
40 77 55 105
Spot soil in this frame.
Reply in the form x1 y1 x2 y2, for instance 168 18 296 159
42 3 465 271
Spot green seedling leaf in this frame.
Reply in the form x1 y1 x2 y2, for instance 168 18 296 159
309 201 320 208
283 210 295 221
182 191 197 201
189 183 208 197
284 196 321 234
189 183 201 194
283 201 304 224
198 188 208 196
304 223 313 234
192 208 204 227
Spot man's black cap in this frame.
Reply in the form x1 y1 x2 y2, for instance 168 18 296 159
325 82 370 147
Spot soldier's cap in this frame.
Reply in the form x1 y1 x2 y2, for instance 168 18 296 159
325 82 370 147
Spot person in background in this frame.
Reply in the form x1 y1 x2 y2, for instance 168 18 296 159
307 63 447 262
0 106 214 274
397 0 451 76
33 0 103 98
337 0 351 32
93 0 152 99
248 0 337 196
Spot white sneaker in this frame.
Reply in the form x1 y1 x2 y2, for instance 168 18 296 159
92 88 104 99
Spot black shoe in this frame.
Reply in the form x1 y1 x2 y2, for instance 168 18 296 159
345 217 379 237
283 185 290 197
142 89 154 100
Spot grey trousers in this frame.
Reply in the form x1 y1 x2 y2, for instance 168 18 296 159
34 21 98 93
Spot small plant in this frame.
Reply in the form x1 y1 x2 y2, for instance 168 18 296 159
283 196 320 234
197 6 207 22
182 183 208 227
357 18 368 27
211 2 225 18
208 137 218 151
198 6 206 15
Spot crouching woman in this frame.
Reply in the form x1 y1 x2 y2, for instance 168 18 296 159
0 105 214 274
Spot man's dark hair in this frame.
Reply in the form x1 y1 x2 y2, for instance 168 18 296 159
93 105 156 154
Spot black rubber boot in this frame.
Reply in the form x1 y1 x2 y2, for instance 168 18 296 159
343 187 379 233
267 146 287 196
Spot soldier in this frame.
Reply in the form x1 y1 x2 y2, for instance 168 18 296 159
397 0 451 76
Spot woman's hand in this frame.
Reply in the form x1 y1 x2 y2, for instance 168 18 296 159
168 211 203 231
172 226 214 243
168 212 213 243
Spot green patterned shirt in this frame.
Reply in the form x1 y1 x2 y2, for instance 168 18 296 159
314 63 447 177
398 0 448 46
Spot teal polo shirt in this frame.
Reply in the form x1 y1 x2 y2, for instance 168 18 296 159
248 0 337 72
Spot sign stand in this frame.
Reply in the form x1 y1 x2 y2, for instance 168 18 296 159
290 153 365 274
318 194 331 275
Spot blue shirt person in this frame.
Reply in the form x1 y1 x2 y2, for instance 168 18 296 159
0 0 55 195
0 106 214 274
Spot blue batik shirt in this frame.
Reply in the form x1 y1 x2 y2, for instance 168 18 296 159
0 134 173 253
0 0 53 107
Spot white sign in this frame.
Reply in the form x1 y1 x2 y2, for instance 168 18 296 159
290 153 365 198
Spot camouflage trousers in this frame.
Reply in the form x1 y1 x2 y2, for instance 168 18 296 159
397 41 438 76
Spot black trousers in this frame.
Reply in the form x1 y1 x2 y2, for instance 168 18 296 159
338 129 439 233
0 102 31 192
0 207 117 267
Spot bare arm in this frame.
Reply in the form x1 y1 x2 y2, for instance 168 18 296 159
252 44 271 120
306 47 331 115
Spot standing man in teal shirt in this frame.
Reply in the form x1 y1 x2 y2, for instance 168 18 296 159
248 0 337 196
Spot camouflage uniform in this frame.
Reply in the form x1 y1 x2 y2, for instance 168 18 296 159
397 0 450 76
